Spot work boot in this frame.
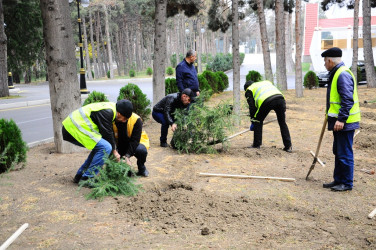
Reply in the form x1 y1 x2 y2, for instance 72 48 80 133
283 146 292 153
73 173 82 184
160 142 169 147
136 169 149 177
323 181 338 188
331 184 352 192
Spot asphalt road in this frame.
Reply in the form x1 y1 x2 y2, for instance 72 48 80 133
0 53 299 146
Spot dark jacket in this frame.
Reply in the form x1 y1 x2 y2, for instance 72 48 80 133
326 62 359 131
153 93 187 125
176 59 199 93
245 89 284 120
63 108 116 149
115 118 142 158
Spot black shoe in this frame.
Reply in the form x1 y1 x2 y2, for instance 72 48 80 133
73 173 82 183
136 169 149 177
127 170 136 177
160 142 169 147
283 146 292 153
323 181 338 188
331 184 352 192
251 144 260 149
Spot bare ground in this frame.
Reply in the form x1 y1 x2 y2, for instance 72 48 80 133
1 87 376 249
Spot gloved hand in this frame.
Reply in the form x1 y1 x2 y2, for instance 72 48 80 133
250 123 254 131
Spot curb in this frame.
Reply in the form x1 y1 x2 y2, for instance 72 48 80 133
27 137 54 148
0 99 50 110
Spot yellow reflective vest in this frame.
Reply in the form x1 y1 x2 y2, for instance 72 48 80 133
328 66 360 123
246 80 283 117
113 113 150 150
62 102 116 150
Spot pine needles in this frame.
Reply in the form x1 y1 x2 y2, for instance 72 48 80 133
79 155 142 201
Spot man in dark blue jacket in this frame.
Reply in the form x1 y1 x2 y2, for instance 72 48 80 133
176 49 200 97
321 47 360 192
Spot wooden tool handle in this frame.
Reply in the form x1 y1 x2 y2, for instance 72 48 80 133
368 207 376 219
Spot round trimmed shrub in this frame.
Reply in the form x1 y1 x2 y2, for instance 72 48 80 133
146 67 153 76
0 119 27 173
83 91 109 106
246 70 262 82
303 71 319 89
165 78 179 95
129 69 135 77
215 71 229 92
198 74 213 97
117 83 151 121
166 67 174 76
202 70 221 93
106 70 110 79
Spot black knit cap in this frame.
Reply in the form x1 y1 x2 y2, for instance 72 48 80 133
182 88 195 101
244 80 254 91
116 99 133 118
321 47 342 57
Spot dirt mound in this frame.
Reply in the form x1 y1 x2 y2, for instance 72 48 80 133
356 123 376 150
360 102 376 109
361 111 376 121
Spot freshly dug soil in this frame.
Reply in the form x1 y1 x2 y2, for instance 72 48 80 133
1 86 376 249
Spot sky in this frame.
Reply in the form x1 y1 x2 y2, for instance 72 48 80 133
318 0 376 19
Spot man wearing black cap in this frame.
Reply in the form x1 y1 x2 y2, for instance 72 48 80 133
321 47 360 192
62 100 132 183
114 100 150 177
152 88 195 147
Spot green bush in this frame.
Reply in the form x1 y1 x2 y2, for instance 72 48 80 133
0 119 27 173
83 91 109 106
129 69 135 77
303 71 319 89
165 78 179 95
106 70 110 79
202 70 221 93
206 53 245 72
172 100 233 154
215 71 229 92
166 67 174 76
80 155 142 201
198 74 213 96
246 70 263 82
117 83 151 121
146 67 153 76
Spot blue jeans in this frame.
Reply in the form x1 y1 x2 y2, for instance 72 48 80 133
76 138 112 178
152 111 169 143
333 130 355 187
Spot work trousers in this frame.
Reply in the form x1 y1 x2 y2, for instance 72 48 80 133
333 130 355 187
76 138 112 178
152 111 169 143
119 144 148 173
253 98 291 148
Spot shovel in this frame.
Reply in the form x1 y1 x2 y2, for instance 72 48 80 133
306 115 328 180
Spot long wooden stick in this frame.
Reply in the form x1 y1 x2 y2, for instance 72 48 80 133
306 115 328 180
368 208 376 219
199 172 295 182
0 223 29 250
310 151 325 167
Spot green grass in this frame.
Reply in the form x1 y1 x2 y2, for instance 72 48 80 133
302 63 311 72
0 95 21 100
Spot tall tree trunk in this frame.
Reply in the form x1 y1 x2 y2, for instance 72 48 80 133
285 12 294 73
295 0 303 98
256 0 273 82
40 0 81 153
89 10 98 79
0 0 9 97
82 17 92 80
95 11 104 77
232 0 240 125
102 4 113 79
363 0 376 88
152 0 167 106
136 18 143 71
351 0 360 82
275 0 287 90
123 21 131 74
115 29 123 76
198 20 203 73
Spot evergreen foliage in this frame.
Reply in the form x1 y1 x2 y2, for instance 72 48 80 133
246 70 263 82
166 0 202 18
198 74 213 96
206 53 245 72
129 69 135 77
303 71 319 89
83 91 109 106
166 66 174 75
172 94 233 154
165 78 179 95
117 83 151 121
107 70 111 78
215 71 229 91
202 70 221 93
208 0 246 33
0 119 27 173
80 155 142 201
146 67 153 75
